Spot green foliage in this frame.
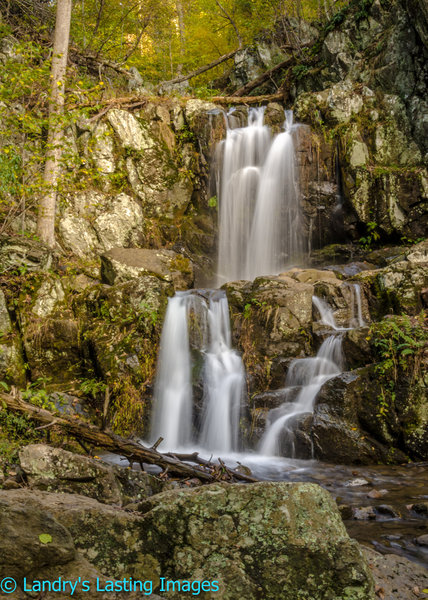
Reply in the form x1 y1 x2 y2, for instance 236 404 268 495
359 221 380 250
208 195 218 208
21 377 56 411
369 314 428 417
38 533 53 544
292 64 310 80
80 378 107 400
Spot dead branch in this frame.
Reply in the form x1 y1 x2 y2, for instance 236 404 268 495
158 49 238 88
0 393 258 484
210 92 284 104
232 57 294 97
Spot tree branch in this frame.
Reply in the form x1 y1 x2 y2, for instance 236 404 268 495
0 393 258 484
232 56 294 97
157 49 238 88
214 0 243 48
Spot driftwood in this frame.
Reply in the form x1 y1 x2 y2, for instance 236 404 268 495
0 393 258 484
232 57 294 97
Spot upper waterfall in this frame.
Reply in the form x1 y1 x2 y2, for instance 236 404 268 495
216 107 306 285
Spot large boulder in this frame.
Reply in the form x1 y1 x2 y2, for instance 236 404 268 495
136 482 374 600
0 483 375 599
19 445 166 506
100 247 193 290
0 493 75 579
59 191 145 259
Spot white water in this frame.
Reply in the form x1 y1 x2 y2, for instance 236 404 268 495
350 283 365 328
149 290 245 453
259 285 365 457
312 295 341 330
216 108 305 284
259 333 343 456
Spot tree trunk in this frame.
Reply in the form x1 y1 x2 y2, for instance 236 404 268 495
0 392 258 484
37 0 73 248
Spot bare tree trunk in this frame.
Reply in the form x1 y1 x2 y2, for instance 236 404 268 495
214 0 243 48
37 0 73 248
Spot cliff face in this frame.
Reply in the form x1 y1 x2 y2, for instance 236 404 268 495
229 0 427 246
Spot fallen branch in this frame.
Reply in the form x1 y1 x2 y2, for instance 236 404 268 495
158 49 238 88
232 57 294 97
0 393 257 484
210 92 284 105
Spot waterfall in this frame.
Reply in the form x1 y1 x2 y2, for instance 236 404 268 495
259 285 365 457
149 290 245 453
216 108 305 284
350 283 365 328
259 334 343 457
312 295 340 330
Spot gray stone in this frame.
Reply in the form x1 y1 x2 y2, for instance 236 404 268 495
362 547 428 600
19 444 165 506
107 108 154 151
0 234 54 273
100 247 193 290
0 483 375 599
0 493 75 579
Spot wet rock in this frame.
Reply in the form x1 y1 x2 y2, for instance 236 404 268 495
100 247 193 290
226 275 315 393
367 489 388 499
412 503 428 515
252 388 298 410
352 506 377 520
374 505 400 519
345 478 370 487
328 261 377 278
342 326 372 368
312 366 422 463
416 535 428 547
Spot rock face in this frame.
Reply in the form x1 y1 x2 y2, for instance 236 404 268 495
55 98 223 282
288 0 428 244
0 482 375 600
100 247 194 290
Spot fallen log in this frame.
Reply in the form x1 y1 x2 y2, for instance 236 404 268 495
210 92 284 105
0 393 257 484
231 57 294 97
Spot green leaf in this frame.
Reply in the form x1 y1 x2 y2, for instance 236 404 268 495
39 533 52 544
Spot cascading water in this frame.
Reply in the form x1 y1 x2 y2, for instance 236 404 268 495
149 290 245 453
216 108 305 284
259 333 344 457
259 285 365 458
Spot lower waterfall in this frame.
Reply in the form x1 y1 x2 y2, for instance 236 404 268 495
149 290 245 453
